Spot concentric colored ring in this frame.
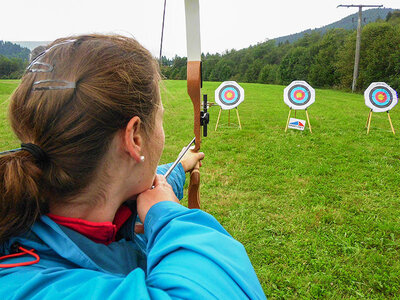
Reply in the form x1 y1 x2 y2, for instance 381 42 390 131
369 87 392 108
218 85 240 106
288 85 311 106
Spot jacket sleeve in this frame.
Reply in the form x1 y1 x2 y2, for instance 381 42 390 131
0 202 266 300
143 201 266 299
157 163 186 200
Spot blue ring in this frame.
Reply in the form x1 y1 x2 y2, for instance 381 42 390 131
221 87 239 103
290 87 309 104
371 88 390 107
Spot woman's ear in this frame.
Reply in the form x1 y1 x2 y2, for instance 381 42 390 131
124 116 143 163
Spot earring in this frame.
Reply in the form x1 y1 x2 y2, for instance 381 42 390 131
140 156 145 162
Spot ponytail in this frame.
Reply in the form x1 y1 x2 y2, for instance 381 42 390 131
0 151 48 243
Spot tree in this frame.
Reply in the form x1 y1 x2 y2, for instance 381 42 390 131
279 47 313 84
308 29 348 88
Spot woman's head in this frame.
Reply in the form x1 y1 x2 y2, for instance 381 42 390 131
0 34 161 242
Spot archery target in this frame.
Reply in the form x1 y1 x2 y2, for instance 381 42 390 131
364 82 398 113
283 81 315 110
215 81 244 110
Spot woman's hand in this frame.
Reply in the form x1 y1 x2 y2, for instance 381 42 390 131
180 149 205 173
136 174 179 225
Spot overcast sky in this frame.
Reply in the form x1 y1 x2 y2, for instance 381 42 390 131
1 0 399 58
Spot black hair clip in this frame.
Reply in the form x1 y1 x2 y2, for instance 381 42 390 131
32 79 76 91
28 62 54 73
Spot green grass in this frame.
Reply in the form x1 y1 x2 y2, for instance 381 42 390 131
1 79 400 298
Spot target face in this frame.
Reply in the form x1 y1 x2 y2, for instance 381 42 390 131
215 81 244 110
364 82 398 112
283 81 315 110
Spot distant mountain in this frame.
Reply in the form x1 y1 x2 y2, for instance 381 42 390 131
12 41 50 51
274 8 395 44
0 41 30 60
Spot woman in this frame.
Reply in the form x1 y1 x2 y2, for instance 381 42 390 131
0 34 265 299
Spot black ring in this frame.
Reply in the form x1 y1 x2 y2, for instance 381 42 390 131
218 85 241 107
368 86 393 109
21 143 49 168
287 85 311 107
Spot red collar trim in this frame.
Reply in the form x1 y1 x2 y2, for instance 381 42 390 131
47 205 132 245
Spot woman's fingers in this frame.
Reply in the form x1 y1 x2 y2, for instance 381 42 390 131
137 174 179 224
181 151 205 172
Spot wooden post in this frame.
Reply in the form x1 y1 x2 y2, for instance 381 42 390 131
365 109 372 128
285 108 292 132
236 108 242 130
305 109 312 133
352 6 362 92
387 111 396 135
215 108 222 131
228 110 231 126
367 110 373 134
294 110 297 118
337 5 383 92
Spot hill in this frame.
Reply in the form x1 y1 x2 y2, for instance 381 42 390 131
12 41 50 51
0 41 30 60
274 8 395 44
162 9 400 92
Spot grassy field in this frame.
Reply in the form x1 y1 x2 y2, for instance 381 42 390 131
1 79 400 298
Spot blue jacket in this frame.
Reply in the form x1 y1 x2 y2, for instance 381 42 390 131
0 163 266 299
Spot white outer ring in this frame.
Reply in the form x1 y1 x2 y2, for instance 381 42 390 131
283 80 315 110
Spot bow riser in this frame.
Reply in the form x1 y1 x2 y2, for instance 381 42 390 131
187 61 202 151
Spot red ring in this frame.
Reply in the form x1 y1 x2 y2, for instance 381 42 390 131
224 90 235 100
375 91 387 103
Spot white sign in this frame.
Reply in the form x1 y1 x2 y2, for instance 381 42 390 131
288 118 306 131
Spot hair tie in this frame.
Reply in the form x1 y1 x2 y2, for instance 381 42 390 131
20 143 49 168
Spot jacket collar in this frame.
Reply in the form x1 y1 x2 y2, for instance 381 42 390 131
2 215 146 275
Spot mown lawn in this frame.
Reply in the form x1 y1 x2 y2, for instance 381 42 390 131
1 79 399 298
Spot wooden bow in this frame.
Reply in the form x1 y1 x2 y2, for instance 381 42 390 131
184 0 202 209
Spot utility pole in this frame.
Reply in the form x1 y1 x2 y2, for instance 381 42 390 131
337 4 383 92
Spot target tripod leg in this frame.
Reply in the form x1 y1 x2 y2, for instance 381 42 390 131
236 108 242 130
285 108 292 132
294 110 297 118
305 109 312 133
228 110 231 126
365 110 372 128
367 110 373 134
215 108 222 131
387 111 395 135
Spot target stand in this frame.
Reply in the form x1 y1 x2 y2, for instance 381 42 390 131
364 82 398 135
285 108 312 133
214 81 244 131
215 107 242 131
283 81 315 133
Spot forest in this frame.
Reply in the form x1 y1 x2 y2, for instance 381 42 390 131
0 41 29 79
161 10 400 92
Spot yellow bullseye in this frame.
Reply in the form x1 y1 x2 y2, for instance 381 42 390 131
227 92 233 98
378 94 385 101
296 92 303 98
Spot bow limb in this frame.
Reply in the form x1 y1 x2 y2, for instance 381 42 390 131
185 0 201 209
187 61 201 209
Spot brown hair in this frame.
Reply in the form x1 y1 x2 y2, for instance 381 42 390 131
0 34 160 243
